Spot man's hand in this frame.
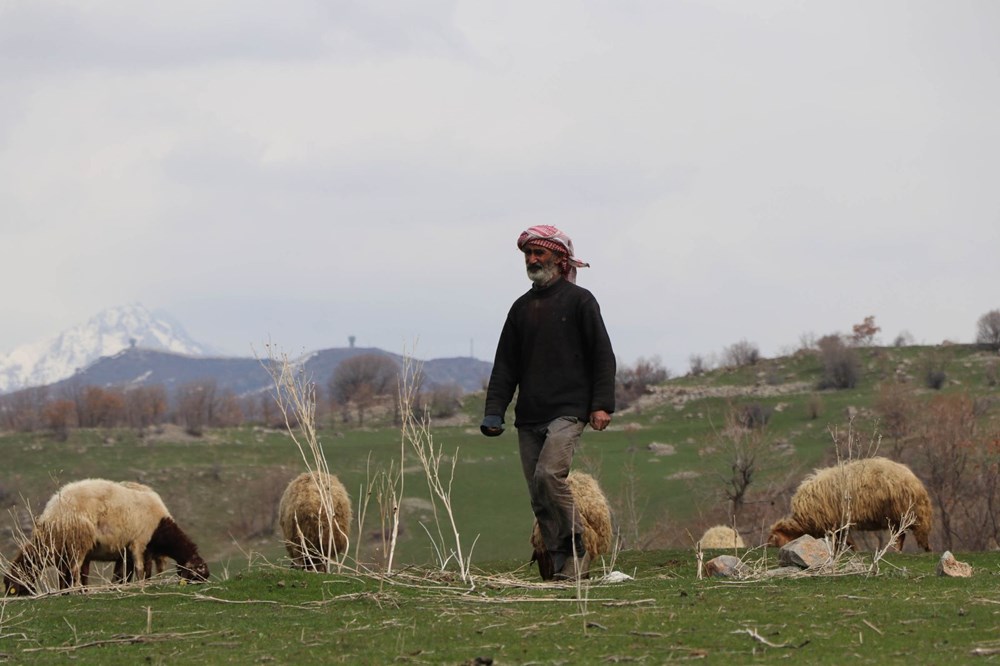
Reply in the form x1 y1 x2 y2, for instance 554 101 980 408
589 410 611 431
480 415 505 437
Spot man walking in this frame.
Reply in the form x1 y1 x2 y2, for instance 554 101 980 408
481 225 616 580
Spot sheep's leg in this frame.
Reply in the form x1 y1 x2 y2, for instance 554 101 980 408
129 546 147 583
80 557 92 586
896 532 906 552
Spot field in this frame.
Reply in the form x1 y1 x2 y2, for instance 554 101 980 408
2 343 999 662
4 551 1000 664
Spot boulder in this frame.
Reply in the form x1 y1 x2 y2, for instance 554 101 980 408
777 535 834 569
937 551 973 578
704 555 747 578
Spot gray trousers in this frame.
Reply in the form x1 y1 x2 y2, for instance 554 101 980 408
517 416 586 555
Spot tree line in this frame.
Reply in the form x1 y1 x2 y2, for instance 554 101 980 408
0 353 466 438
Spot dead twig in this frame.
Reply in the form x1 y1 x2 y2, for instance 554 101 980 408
732 628 809 649
23 630 214 653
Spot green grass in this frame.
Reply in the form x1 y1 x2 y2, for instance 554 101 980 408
4 550 1000 664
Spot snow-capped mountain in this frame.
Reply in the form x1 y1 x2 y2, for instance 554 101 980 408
0 303 213 394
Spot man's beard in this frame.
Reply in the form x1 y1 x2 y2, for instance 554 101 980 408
527 262 560 286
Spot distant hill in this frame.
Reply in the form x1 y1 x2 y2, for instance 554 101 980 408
0 303 493 396
44 346 492 396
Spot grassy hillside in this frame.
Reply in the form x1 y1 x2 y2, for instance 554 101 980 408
1 343 998 572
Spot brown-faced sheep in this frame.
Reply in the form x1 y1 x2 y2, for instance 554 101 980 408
697 525 745 550
529 471 613 581
4 479 209 596
768 457 932 551
278 471 352 571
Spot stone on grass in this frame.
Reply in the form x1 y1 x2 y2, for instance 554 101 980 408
777 535 834 569
937 551 973 578
704 555 747 578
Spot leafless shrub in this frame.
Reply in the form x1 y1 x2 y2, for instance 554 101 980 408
893 330 915 347
688 354 708 377
424 383 462 419
722 340 760 368
397 353 476 582
976 309 1000 351
817 334 860 390
905 393 1000 551
873 381 918 457
616 356 670 408
328 353 400 426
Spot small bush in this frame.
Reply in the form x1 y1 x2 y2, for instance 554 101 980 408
922 353 948 390
816 334 861 389
737 403 772 429
688 354 708 377
986 361 999 388
722 340 760 368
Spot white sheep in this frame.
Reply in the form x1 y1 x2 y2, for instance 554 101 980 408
529 471 613 581
697 525 745 550
4 479 209 595
768 457 933 551
278 471 353 571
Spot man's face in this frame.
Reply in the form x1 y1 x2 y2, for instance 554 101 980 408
523 246 561 285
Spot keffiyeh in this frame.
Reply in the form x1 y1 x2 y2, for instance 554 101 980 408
516 225 590 283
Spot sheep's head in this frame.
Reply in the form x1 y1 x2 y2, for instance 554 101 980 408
4 550 36 596
531 548 558 581
178 555 209 583
3 571 32 597
767 518 803 548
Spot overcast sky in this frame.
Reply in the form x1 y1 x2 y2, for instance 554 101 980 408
2 1 998 374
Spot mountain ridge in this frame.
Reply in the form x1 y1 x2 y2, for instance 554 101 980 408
0 303 213 393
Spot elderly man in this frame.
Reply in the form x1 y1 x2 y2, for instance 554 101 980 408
481 225 616 580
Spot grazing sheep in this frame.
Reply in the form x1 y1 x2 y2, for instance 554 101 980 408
278 471 352 570
768 457 932 551
4 479 209 596
530 471 613 581
697 525 745 550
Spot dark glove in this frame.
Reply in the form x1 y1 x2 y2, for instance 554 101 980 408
480 415 505 437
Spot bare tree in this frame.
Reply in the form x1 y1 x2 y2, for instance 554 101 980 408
328 353 400 425
714 404 774 520
817 334 861 389
174 380 218 436
976 309 1000 351
722 340 760 368
42 399 76 441
124 385 168 432
616 355 670 408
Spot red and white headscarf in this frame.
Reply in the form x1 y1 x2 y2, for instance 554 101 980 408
516 225 590 284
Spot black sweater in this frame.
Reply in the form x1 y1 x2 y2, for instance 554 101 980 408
484 278 616 428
